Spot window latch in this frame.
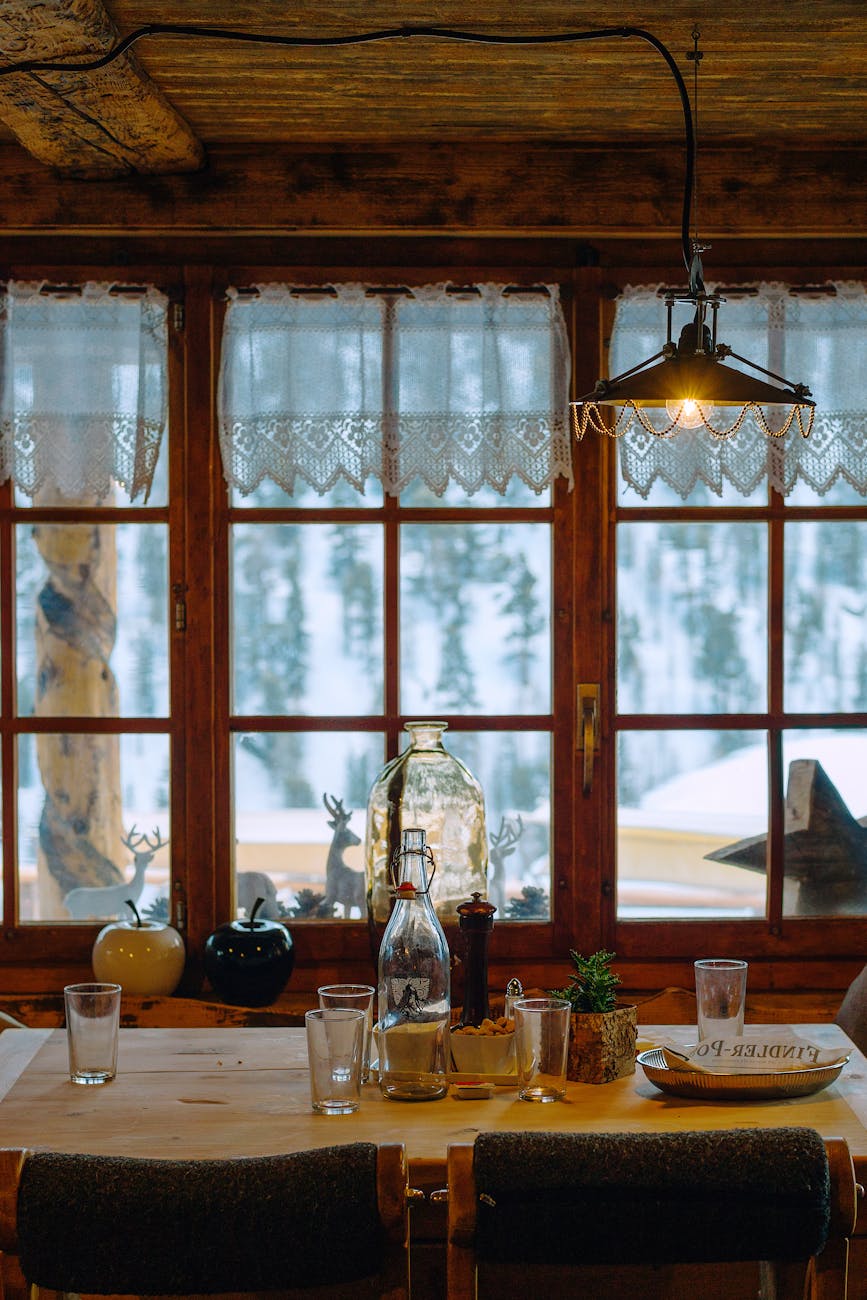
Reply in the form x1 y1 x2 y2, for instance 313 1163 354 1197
172 583 187 633
577 683 600 796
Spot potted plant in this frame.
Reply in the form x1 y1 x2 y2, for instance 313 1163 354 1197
550 949 637 1084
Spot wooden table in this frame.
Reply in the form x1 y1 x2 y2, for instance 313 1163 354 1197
0 1023 865 1295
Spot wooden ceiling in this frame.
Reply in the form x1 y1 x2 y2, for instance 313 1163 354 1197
110 1 865 150
1 2 865 163
0 1 863 248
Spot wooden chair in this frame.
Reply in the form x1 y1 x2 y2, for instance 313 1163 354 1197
835 964 867 1056
0 1142 413 1299
446 1129 858 1300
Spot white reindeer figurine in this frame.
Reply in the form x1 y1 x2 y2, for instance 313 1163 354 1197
321 794 364 918
63 825 168 921
487 814 524 912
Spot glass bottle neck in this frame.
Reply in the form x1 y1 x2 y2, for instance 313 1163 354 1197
396 844 432 895
404 721 447 751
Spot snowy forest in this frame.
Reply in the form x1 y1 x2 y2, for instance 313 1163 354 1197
12 470 867 924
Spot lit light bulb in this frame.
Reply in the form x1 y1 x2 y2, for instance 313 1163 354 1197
664 397 717 430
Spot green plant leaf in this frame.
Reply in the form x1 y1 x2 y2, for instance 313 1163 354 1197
549 948 621 1014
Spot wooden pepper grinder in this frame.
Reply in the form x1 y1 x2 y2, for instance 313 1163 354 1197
456 892 496 1027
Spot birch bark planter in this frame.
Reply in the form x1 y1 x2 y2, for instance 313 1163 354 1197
567 1003 637 1084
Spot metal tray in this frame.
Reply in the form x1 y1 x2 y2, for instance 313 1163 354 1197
636 1047 848 1101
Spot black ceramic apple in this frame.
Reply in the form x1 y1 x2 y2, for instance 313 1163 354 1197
203 897 294 1007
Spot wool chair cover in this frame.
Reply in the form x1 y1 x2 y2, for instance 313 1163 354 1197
17 1143 383 1295
472 1128 830 1266
835 964 867 1056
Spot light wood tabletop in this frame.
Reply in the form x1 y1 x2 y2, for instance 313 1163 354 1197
0 1022 864 1300
0 1022 864 1166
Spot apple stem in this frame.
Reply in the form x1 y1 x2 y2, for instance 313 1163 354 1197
249 897 264 927
125 898 143 927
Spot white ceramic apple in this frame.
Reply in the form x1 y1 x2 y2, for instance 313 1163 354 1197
92 899 186 996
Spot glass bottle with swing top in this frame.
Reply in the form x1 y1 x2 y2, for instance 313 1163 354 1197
377 827 451 1101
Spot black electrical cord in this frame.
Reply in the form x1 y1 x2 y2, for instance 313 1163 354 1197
0 21 695 273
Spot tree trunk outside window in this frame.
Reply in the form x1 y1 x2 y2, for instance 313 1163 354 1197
33 494 124 917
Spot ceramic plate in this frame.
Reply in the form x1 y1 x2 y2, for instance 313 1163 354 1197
636 1047 848 1101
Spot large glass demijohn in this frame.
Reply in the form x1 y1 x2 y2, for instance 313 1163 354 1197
365 721 487 925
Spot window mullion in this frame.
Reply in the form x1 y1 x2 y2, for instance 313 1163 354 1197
0 479 16 930
180 265 222 960
767 511 786 928
382 295 401 753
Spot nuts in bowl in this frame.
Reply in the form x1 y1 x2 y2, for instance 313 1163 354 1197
450 1016 516 1076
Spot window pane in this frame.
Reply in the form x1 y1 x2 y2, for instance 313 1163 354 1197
785 479 865 507
781 729 867 917
400 523 550 714
401 480 549 508
617 730 767 918
233 731 379 919
16 523 169 718
617 522 767 714
618 474 766 507
785 521 867 712
232 523 383 715
457 730 551 922
15 439 170 509
7 286 168 510
231 477 382 508
18 732 170 923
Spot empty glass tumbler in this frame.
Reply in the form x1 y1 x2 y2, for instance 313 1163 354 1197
64 982 121 1085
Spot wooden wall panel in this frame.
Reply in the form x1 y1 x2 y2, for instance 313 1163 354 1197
0 142 862 239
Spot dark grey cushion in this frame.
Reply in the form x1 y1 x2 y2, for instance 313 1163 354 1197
473 1128 830 1266
836 964 867 1055
18 1143 382 1295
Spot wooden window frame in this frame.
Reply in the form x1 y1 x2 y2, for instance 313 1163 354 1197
0 243 864 1008
603 265 867 1003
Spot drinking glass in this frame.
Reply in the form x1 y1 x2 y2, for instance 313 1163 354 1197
694 959 748 1041
305 1007 364 1114
64 982 121 1085
514 996 571 1102
317 984 375 1082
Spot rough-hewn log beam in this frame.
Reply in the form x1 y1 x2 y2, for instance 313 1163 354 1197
0 0 203 178
0 142 862 239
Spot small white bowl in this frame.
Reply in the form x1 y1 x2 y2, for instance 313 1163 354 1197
449 1028 516 1077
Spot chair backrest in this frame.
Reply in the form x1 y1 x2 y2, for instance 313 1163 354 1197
835 964 867 1055
0 1142 410 1298
447 1129 857 1300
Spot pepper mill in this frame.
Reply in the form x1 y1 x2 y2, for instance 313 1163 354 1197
456 892 496 1027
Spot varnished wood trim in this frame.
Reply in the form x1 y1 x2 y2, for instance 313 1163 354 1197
0 1148 26 1253
0 143 862 237
377 1144 409 1244
446 1144 477 1246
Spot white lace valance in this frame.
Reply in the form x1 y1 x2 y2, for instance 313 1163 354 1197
612 282 867 500
0 281 168 503
218 282 573 498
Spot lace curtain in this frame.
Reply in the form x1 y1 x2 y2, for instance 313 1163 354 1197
612 282 867 500
218 283 573 497
0 282 168 502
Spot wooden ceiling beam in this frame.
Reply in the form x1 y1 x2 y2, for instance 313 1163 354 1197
0 142 862 241
0 0 203 178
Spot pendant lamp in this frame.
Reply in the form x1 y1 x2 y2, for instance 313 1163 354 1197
572 30 815 444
